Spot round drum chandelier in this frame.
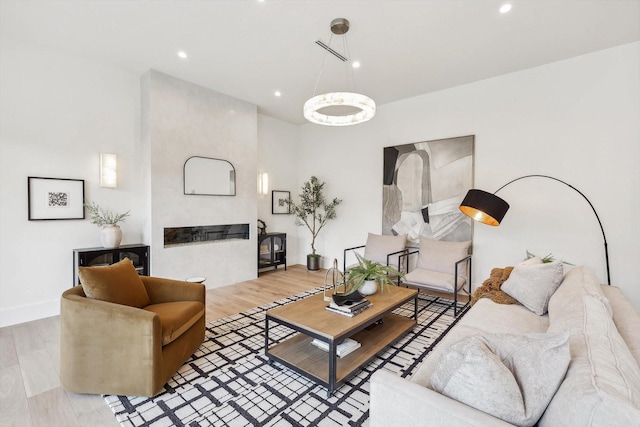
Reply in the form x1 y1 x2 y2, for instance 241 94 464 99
303 18 376 126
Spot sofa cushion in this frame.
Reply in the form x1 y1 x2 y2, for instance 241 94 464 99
144 301 205 346
363 233 407 266
548 266 611 317
430 332 570 427
601 285 640 367
79 258 151 308
412 299 550 388
502 261 563 315
416 238 471 275
541 283 640 426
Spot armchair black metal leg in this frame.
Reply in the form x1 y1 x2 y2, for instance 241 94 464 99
454 287 458 317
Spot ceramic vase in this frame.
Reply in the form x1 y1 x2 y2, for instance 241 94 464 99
101 224 122 248
358 279 378 296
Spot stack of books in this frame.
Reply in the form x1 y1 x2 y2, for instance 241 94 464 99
311 338 361 358
325 298 372 317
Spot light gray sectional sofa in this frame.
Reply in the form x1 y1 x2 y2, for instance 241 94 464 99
370 266 640 427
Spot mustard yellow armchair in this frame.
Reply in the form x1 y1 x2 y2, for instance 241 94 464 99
60 259 205 397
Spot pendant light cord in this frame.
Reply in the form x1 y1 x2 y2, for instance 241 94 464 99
342 33 357 92
312 33 334 96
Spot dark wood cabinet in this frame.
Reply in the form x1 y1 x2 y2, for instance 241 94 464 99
73 244 150 285
258 233 286 273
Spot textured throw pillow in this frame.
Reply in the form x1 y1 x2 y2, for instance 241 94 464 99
502 261 563 315
363 233 407 266
416 238 471 276
430 332 570 427
520 256 543 266
79 258 151 308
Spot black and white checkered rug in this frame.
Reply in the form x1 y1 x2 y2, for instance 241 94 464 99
105 288 468 427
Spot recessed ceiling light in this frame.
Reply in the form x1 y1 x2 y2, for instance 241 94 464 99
352 61 361 69
177 50 188 59
500 4 512 13
274 91 281 97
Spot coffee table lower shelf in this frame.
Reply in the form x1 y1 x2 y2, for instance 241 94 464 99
266 313 415 395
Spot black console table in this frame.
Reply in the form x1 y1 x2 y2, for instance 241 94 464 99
73 244 150 285
258 233 286 273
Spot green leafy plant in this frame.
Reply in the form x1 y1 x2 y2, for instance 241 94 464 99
85 202 130 226
286 176 341 255
345 253 404 294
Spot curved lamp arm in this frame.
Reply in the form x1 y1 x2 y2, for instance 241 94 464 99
459 174 610 285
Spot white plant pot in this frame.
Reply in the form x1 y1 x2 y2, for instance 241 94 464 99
101 224 122 248
359 279 378 296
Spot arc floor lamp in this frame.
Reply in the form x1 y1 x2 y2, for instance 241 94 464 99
459 174 610 285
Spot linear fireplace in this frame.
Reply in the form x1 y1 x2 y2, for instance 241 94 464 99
164 223 250 247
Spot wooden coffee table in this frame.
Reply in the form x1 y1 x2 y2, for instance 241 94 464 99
264 286 418 397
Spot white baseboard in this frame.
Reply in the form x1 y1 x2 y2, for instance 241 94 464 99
0 299 60 328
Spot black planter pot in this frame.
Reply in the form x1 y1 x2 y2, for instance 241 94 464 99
307 255 321 271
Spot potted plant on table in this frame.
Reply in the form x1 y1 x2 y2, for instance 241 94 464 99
286 176 341 271
344 253 404 296
85 202 130 248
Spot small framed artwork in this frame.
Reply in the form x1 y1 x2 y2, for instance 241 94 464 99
28 177 85 220
272 190 291 215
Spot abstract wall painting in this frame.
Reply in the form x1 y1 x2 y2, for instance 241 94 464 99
383 135 474 243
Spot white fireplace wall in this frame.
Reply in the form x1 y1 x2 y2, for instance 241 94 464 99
141 70 258 286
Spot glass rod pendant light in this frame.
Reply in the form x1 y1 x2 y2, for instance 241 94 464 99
303 18 376 126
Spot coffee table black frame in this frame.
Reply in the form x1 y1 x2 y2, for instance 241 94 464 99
264 287 418 397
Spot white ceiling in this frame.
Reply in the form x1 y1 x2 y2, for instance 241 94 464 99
2 0 639 125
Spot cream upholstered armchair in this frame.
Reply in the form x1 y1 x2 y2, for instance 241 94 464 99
400 237 472 316
60 258 205 397
343 233 408 274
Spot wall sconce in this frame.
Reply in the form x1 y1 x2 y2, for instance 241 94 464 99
100 153 117 188
258 172 269 196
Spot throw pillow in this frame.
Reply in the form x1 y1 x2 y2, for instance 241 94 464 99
416 238 471 276
79 258 151 308
363 233 407 266
520 256 543 266
502 261 563 315
430 332 570 427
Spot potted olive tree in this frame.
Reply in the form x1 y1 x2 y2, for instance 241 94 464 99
286 176 341 271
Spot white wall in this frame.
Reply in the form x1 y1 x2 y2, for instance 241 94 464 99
297 42 640 310
0 38 144 326
0 40 277 327
2 37 638 327
142 71 259 286
257 115 302 266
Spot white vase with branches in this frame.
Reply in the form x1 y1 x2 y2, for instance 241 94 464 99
85 202 130 248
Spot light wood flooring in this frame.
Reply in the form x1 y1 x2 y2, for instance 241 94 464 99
0 265 326 427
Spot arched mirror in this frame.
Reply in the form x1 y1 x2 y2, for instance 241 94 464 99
183 156 236 196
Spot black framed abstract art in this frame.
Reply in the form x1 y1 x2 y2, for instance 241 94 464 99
272 190 290 215
28 177 85 220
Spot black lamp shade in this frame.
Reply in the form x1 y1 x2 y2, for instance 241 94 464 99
459 189 510 226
